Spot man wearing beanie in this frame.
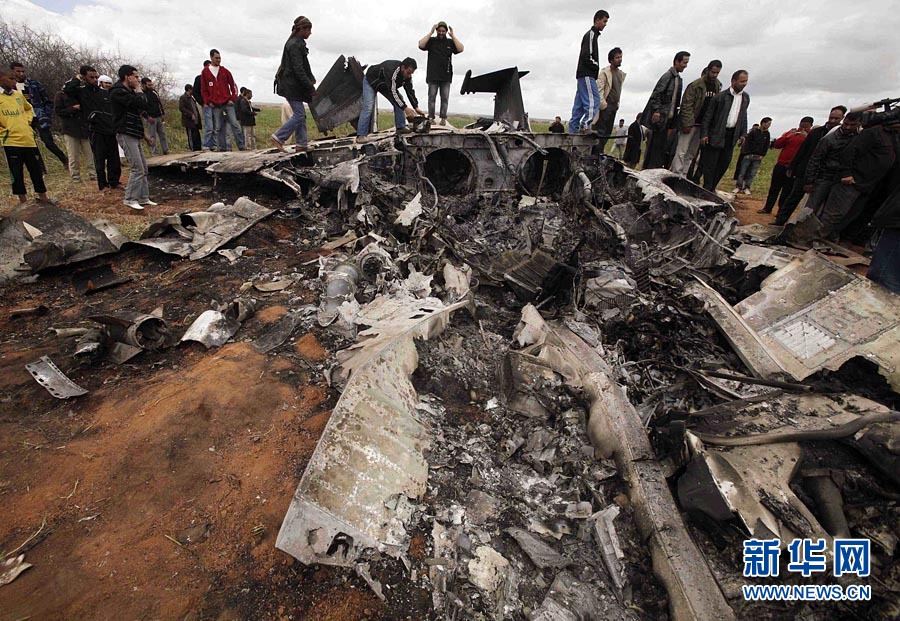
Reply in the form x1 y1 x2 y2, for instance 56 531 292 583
417 21 464 126
273 15 316 152
357 58 425 137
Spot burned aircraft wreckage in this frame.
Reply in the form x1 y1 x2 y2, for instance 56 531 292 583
3 59 899 620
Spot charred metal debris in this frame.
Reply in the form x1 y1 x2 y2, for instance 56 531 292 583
4 70 900 620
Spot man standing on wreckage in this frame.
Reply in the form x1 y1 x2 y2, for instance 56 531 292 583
272 15 317 153
567 10 609 134
356 58 425 138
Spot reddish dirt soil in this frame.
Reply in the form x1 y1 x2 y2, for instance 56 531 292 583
0 187 388 620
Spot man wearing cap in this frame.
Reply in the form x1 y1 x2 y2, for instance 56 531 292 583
273 15 316 152
99 75 112 89
418 21 464 126
356 58 425 138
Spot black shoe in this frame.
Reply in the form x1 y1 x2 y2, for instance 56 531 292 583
757 208 772 214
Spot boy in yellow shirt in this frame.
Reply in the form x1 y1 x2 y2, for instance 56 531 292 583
1 66 51 203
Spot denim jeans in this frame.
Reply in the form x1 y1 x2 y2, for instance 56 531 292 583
274 99 309 146
202 106 215 149
357 77 406 136
735 155 763 189
427 81 451 119
212 103 244 151
117 133 149 204
867 228 900 295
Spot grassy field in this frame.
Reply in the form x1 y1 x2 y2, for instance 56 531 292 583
1 104 777 210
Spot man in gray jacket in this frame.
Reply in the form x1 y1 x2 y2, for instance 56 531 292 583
272 15 316 152
699 70 750 191
670 60 721 175
641 51 690 169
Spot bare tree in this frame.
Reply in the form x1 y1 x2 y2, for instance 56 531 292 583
0 20 173 100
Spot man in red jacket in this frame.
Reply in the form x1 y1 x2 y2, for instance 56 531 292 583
200 49 245 151
759 116 812 214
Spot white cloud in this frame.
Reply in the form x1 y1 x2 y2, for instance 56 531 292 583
4 0 899 135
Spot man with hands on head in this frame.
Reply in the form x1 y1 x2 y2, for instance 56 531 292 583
418 20 464 126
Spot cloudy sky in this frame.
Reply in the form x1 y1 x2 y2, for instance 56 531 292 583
4 0 898 135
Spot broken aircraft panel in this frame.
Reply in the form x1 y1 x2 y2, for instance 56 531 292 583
693 250 899 390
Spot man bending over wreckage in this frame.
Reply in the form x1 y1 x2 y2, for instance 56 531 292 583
356 58 425 138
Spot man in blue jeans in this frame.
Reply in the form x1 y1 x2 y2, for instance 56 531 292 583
357 58 425 138
273 15 316 152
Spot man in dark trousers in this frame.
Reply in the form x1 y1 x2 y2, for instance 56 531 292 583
140 77 168 155
699 70 749 191
273 15 316 152
759 116 813 214
735 117 770 194
594 46 625 151
641 51 690 169
772 105 846 224
179 84 202 151
64 65 121 192
418 21 464 126
568 10 609 133
803 112 862 211
11 61 68 168
54 86 96 182
624 113 644 168
818 119 899 240
193 60 214 150
356 58 425 137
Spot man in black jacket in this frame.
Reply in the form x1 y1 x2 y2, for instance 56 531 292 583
273 16 316 151
140 77 168 155
803 112 862 211
641 51 690 169
772 105 846 224
64 65 121 192
699 70 749 191
818 120 900 240
179 84 202 151
735 117 770 193
110 65 155 210
624 113 644 167
418 21 464 126
193 60 215 150
238 88 259 149
54 87 96 182
567 10 609 134
357 58 425 138
549 116 565 133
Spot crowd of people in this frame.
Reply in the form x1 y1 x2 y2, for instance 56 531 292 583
0 10 897 292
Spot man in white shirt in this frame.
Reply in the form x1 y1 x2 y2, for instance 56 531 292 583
612 118 627 158
698 70 750 191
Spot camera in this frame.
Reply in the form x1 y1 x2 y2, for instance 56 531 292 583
858 97 900 128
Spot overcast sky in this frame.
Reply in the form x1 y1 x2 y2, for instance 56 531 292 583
4 0 898 135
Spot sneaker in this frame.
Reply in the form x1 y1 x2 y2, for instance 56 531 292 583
270 134 286 152
743 188 751 195
293 145 314 152
124 201 144 210
438 118 447 126
139 200 159 206
756 208 772 214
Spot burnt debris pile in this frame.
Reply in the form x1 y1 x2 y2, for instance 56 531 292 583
2 125 898 620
